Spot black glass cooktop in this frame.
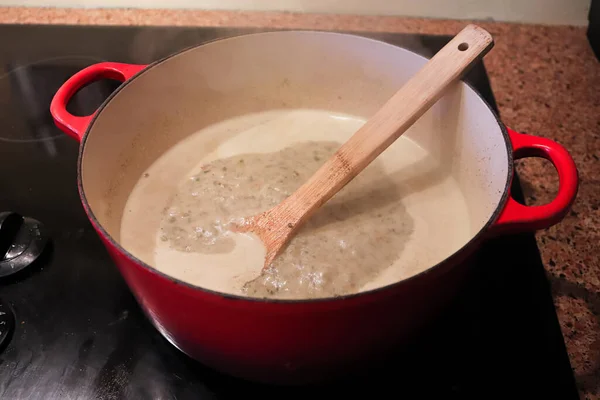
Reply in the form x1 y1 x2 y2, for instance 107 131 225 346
0 24 578 399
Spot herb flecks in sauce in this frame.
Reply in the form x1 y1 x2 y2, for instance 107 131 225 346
159 141 412 299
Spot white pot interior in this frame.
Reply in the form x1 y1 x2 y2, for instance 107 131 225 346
80 31 510 299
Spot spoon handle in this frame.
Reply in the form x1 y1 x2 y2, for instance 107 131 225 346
262 25 493 255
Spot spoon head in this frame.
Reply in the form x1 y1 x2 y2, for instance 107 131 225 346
231 210 298 269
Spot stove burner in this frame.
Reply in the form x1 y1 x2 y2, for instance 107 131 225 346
0 212 48 278
0 56 111 148
0 298 15 351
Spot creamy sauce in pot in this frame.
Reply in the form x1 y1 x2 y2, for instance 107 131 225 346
121 109 471 299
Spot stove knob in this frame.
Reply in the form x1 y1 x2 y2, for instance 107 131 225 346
0 298 15 351
0 212 48 278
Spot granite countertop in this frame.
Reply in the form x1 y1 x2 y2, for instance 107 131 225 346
2 6 599 398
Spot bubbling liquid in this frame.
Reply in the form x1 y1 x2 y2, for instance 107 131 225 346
121 109 471 299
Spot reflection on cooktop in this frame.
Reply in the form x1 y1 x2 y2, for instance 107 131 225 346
1 56 122 157
0 23 579 400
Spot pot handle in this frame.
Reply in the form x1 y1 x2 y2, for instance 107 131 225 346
50 62 147 142
489 127 578 235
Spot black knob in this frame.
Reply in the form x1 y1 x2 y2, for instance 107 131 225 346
0 212 48 278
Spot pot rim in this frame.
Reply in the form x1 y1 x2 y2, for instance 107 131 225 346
76 29 514 304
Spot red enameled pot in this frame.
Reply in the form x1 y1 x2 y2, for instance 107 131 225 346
50 31 578 384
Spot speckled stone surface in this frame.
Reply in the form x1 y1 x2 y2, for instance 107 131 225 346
2 6 600 398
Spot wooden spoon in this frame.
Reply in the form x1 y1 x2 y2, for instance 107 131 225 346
235 24 494 269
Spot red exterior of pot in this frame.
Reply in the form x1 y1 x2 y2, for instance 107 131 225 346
98 229 476 384
50 61 579 384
